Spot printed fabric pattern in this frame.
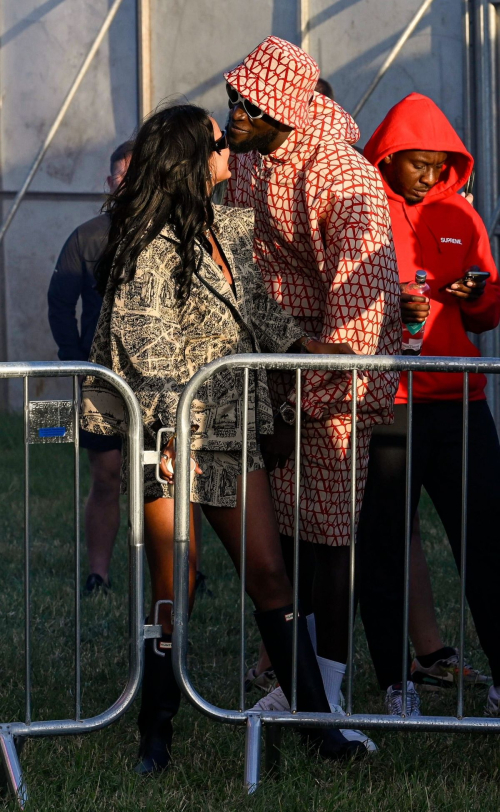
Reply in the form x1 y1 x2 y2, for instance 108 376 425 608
224 35 320 130
225 95 401 544
226 92 401 426
80 205 304 458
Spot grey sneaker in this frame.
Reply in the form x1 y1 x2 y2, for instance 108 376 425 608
252 689 378 752
385 681 421 716
485 685 500 717
244 664 277 694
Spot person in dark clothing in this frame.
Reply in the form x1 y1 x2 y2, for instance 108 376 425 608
48 141 133 593
315 77 334 100
358 93 500 718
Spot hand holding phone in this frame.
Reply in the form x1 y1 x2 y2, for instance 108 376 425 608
441 265 490 300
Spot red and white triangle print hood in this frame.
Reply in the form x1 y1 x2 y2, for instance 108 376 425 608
310 92 360 147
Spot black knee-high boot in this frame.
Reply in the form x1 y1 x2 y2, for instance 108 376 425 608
134 633 181 775
255 604 365 760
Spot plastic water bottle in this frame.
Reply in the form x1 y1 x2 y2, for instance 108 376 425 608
401 270 430 356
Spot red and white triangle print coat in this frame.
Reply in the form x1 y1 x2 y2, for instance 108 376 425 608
225 94 401 545
225 93 401 426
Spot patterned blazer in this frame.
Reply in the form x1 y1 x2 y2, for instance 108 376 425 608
80 206 304 451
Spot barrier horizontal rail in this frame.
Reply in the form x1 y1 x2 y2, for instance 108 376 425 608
172 353 500 793
0 362 145 808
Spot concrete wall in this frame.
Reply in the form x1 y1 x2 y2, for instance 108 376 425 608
149 0 464 145
1 0 464 407
0 0 138 407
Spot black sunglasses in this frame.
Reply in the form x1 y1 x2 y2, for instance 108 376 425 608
226 83 264 119
213 129 228 154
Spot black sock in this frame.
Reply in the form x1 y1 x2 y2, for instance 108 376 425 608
416 646 456 668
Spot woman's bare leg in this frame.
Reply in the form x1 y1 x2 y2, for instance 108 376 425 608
202 469 292 611
144 498 199 633
408 512 444 656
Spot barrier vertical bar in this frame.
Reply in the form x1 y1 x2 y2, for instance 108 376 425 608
243 713 262 793
401 371 413 716
239 368 249 712
346 369 358 716
73 376 81 720
291 369 302 714
23 377 31 726
457 373 469 719
0 735 27 809
173 365 195 712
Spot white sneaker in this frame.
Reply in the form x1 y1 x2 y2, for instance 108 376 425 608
485 685 500 717
329 703 378 752
385 681 421 716
251 687 378 752
251 686 290 713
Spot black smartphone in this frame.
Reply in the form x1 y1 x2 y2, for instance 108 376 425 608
463 269 490 283
464 169 475 197
438 266 490 292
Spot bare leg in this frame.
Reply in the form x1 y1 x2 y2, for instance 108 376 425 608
408 512 444 656
85 449 121 581
144 498 199 633
202 469 292 611
255 643 272 674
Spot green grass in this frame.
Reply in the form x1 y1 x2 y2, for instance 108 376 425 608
1 413 500 811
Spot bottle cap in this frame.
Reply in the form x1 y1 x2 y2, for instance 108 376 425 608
415 270 427 283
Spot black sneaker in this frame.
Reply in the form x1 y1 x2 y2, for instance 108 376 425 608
84 573 111 595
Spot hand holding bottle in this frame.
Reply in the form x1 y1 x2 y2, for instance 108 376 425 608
400 292 430 325
401 270 431 355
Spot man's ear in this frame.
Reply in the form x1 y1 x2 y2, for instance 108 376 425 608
382 154 393 165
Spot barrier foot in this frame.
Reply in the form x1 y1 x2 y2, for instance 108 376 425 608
0 734 28 808
264 724 281 778
243 713 261 794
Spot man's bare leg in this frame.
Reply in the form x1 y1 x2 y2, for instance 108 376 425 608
85 448 121 583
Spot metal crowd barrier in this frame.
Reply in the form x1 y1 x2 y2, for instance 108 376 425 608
0 362 146 809
172 353 500 793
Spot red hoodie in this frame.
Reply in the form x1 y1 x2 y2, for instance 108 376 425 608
364 93 500 403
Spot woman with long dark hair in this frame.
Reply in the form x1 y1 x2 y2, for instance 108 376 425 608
81 103 364 773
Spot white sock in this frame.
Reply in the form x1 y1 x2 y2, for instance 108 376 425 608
306 613 317 653
316 656 346 708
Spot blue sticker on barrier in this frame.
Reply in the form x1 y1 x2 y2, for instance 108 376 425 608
38 427 67 438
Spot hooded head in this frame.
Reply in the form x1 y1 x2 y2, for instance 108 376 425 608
224 36 320 131
364 93 473 206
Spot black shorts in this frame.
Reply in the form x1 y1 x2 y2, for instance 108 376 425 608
79 428 122 453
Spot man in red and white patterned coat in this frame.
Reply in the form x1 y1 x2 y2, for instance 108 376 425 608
224 37 401 720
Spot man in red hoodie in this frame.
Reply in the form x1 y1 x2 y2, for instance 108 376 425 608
359 92 500 717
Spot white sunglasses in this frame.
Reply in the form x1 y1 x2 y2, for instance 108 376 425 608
226 84 265 119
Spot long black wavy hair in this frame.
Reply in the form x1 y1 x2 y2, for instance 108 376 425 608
95 103 215 304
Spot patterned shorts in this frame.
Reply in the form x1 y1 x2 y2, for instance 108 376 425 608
144 448 265 507
269 420 372 546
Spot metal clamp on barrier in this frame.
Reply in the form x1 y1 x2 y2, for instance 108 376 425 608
150 600 174 657
142 426 176 485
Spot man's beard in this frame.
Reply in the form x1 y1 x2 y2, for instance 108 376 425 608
226 117 280 155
